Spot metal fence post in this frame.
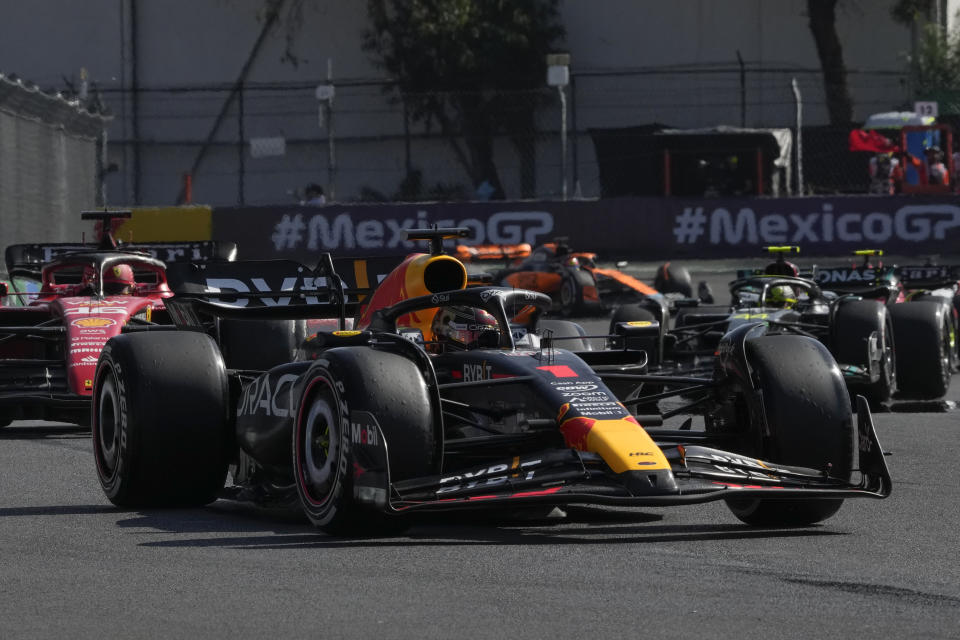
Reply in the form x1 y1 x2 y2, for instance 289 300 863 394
792 77 803 196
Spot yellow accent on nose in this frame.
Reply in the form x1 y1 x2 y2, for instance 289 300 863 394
585 419 671 474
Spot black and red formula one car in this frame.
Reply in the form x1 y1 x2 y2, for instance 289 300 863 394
0 211 235 426
90 229 890 535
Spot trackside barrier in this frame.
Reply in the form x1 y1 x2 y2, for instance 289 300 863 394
212 196 960 261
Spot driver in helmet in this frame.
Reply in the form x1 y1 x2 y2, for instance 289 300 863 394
430 306 500 352
765 284 797 308
763 259 799 277
103 264 136 295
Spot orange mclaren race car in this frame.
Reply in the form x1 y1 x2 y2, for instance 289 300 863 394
455 239 710 316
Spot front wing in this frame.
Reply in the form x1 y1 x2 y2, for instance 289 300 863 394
350 397 891 514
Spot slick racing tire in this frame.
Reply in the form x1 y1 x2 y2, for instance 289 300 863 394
607 303 656 334
538 319 592 351
219 318 309 371
723 335 855 526
833 299 896 407
557 268 599 317
654 262 693 297
891 301 952 400
93 332 230 507
293 347 438 536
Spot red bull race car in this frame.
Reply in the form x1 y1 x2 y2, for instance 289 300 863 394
90 229 889 535
0 211 235 426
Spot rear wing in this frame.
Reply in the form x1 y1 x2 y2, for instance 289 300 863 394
895 264 960 289
163 253 407 329
4 241 237 280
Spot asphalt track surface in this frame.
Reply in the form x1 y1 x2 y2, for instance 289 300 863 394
1 261 959 639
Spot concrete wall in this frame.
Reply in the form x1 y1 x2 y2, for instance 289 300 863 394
0 1 916 205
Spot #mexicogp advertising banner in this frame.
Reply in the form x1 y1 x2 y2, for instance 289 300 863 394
212 195 960 261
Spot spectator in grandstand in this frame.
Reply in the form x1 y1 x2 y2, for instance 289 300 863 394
301 183 327 205
906 146 949 186
868 153 902 194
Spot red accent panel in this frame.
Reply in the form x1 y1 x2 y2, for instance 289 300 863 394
511 486 564 498
537 365 578 378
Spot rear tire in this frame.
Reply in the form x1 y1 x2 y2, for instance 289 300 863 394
293 347 437 536
833 300 895 407
654 262 693 297
891 301 951 399
608 304 656 333
721 335 855 526
92 332 230 507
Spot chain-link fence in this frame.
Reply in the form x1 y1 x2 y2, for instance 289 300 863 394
99 65 914 206
0 73 110 249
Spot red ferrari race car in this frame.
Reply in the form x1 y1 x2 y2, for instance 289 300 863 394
456 238 710 316
0 211 235 426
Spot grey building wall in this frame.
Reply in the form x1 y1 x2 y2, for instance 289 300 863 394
0 1 916 206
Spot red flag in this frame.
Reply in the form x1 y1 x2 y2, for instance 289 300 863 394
849 129 899 153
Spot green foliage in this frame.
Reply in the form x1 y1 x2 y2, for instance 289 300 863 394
362 0 566 196
911 22 960 94
890 0 934 25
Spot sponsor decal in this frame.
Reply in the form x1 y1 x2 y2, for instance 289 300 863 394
815 268 879 284
84 379 93 389
430 293 451 304
72 317 117 328
463 362 493 382
203 275 339 308
237 373 299 418
64 306 128 316
437 458 541 495
715 342 735 359
350 412 380 447
627 320 653 327
553 383 599 392
501 349 537 357
398 328 425 344
899 265 953 281
332 330 361 337
79 328 108 335
69 355 100 368
270 210 554 252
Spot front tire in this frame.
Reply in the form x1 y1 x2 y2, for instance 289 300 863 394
293 347 438 535
92 332 230 507
721 335 855 526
